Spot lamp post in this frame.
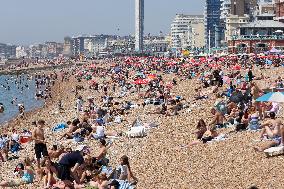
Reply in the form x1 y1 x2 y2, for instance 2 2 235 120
209 30 211 56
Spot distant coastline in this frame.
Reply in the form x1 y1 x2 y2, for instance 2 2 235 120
0 62 85 75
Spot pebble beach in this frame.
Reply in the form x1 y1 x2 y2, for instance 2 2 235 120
1 59 284 189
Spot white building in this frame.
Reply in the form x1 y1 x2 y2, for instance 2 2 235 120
16 46 27 58
220 0 232 20
225 14 250 41
144 38 169 55
170 14 205 50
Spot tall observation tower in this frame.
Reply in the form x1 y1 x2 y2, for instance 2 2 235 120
135 0 144 52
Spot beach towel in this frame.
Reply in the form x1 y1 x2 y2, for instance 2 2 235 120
264 146 284 157
126 126 146 138
73 133 84 143
114 116 122 123
117 180 135 189
96 118 105 125
52 123 67 132
248 120 260 131
109 179 135 189
10 143 20 153
101 166 113 176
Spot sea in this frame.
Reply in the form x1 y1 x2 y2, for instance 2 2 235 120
0 74 44 125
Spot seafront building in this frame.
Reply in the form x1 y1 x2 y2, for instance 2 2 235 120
204 0 223 49
0 43 16 59
144 37 170 56
135 0 144 52
16 46 27 59
170 14 205 51
225 14 250 42
275 0 284 22
228 20 284 53
63 37 73 57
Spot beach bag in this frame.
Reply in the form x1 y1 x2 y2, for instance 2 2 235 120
19 136 31 144
97 157 110 166
52 123 67 132
73 134 84 143
236 123 247 132
10 143 20 153
96 118 105 125
248 120 260 131
126 126 146 138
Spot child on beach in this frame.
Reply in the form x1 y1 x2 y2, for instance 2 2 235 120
0 157 35 188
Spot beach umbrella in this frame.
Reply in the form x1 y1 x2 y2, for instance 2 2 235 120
256 92 284 103
133 79 149 85
147 74 157 80
270 47 281 54
166 62 176 66
209 63 221 69
182 63 191 68
88 64 96 68
266 59 273 65
232 65 241 70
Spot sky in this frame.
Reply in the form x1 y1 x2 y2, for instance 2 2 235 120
0 0 205 45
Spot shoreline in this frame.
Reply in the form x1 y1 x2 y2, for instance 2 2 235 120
0 63 80 127
0 80 58 128
0 62 85 75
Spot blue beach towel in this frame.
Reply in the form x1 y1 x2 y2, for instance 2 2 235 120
52 123 67 132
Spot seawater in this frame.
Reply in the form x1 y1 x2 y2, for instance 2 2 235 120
0 74 44 124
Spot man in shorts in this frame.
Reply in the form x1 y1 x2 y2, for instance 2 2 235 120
32 120 49 170
51 145 86 188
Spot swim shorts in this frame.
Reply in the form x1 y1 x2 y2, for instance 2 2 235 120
34 143 48 159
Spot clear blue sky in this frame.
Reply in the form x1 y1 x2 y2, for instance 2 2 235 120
0 0 205 45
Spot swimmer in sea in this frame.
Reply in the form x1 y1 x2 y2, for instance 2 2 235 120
0 103 4 113
11 98 17 105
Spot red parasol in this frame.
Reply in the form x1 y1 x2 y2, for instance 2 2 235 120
232 65 241 70
133 79 149 85
147 74 157 80
182 63 191 68
166 62 176 66
209 63 221 69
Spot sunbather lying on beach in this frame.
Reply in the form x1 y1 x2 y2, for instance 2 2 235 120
185 119 219 147
209 107 226 129
60 118 80 140
254 112 284 152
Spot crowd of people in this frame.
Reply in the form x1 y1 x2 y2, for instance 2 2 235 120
0 54 284 188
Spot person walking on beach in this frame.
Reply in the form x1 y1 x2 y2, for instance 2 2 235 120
76 96 83 113
251 82 263 119
32 120 49 171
